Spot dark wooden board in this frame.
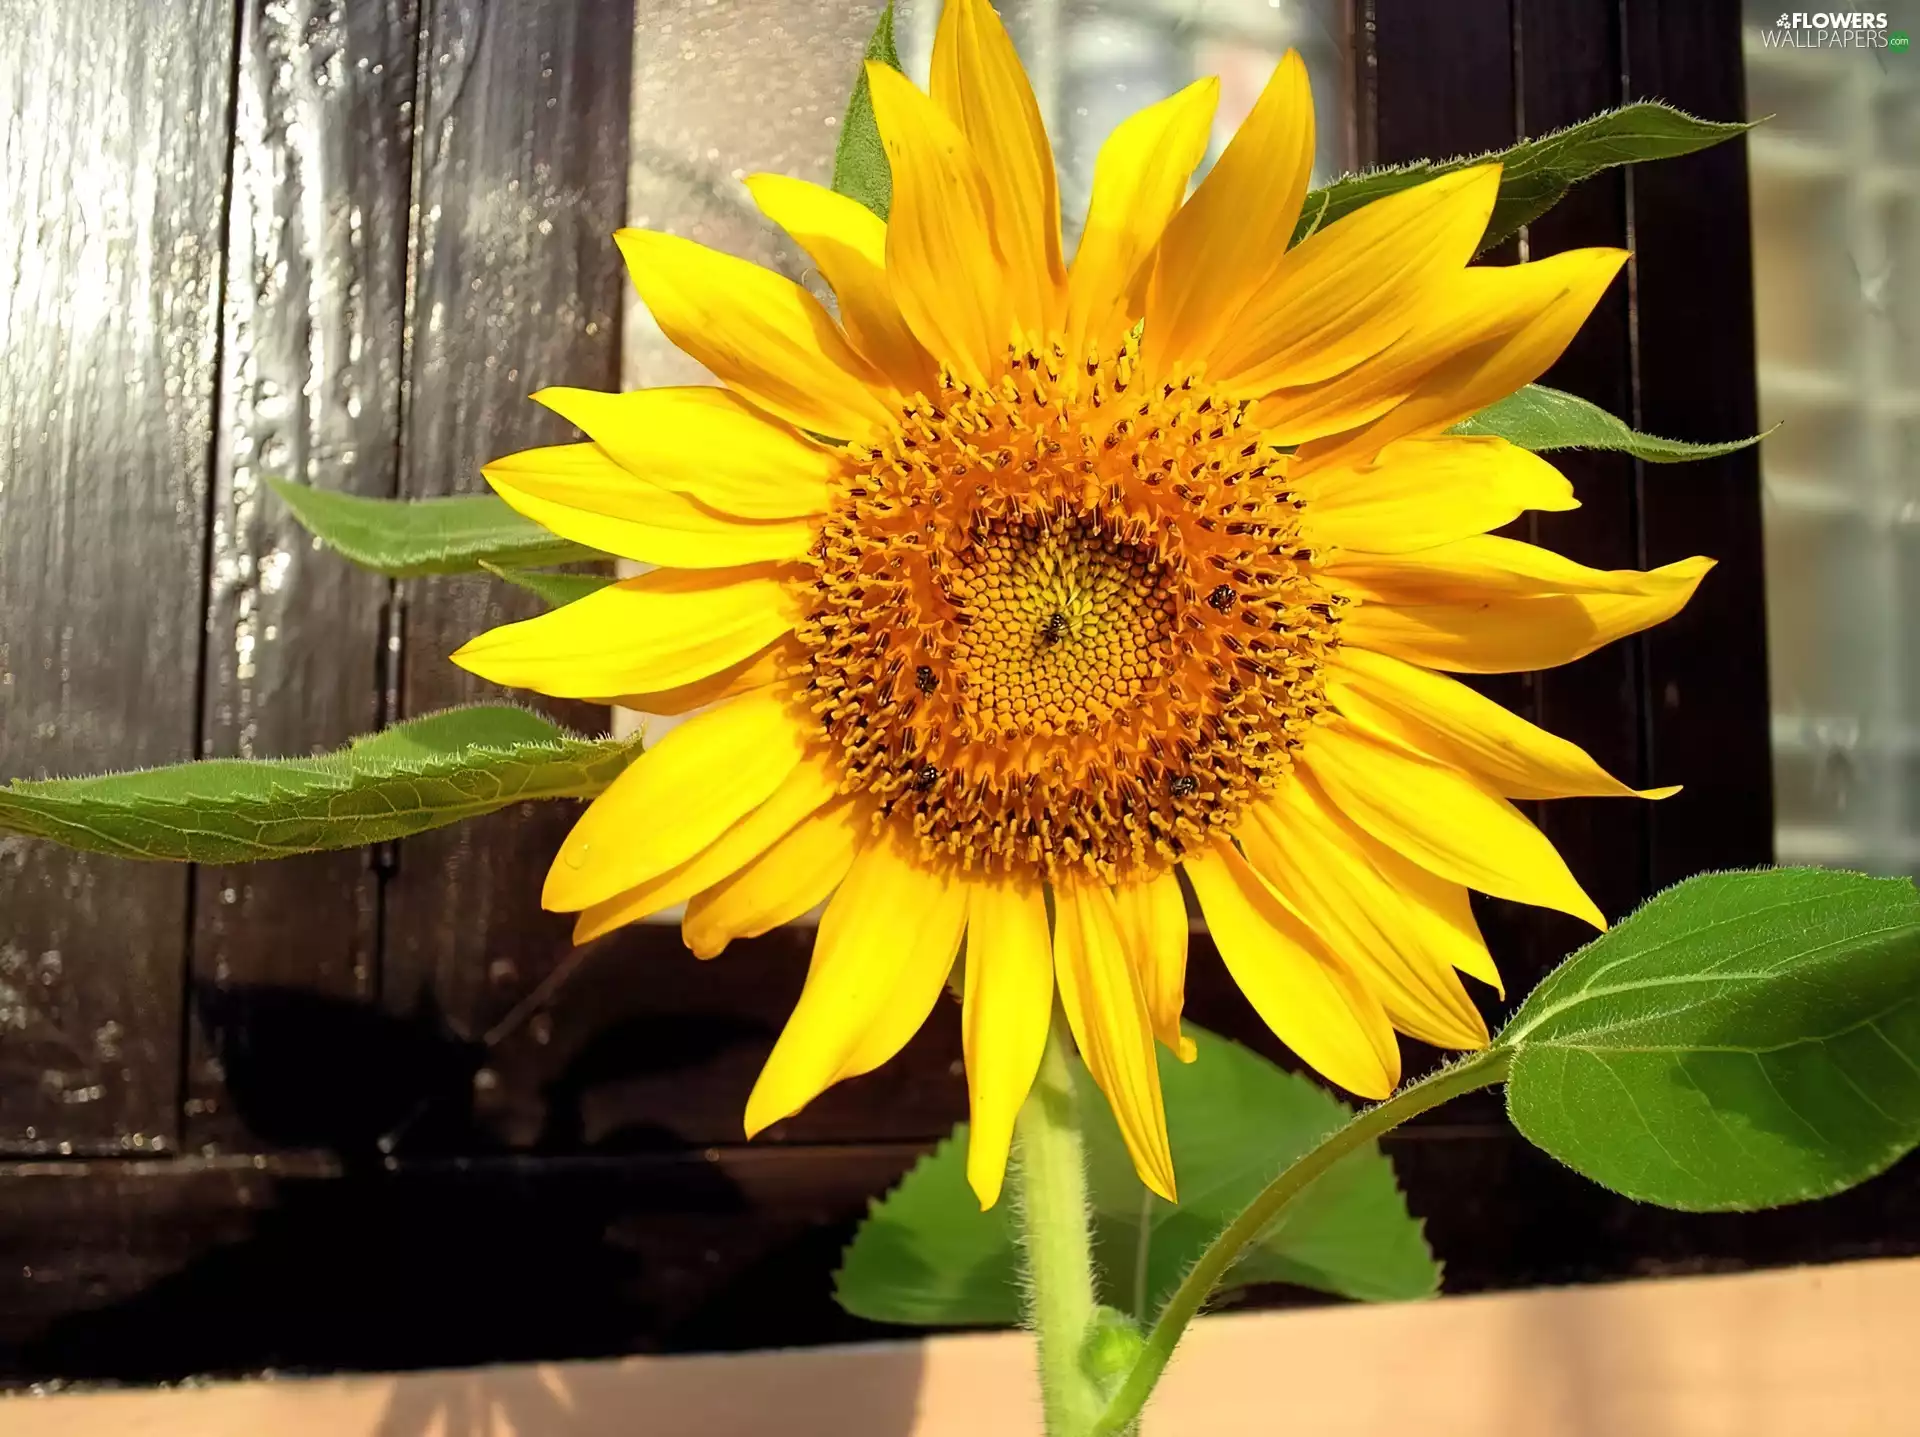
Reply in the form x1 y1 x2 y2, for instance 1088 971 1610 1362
1369 0 1538 1127
377 0 629 1061
1370 0 1518 164
0 0 238 1154
0 1146 927 1380
1620 0 1775 883
186 0 421 1152
1515 0 1652 965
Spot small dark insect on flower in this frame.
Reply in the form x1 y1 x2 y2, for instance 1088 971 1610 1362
1041 612 1070 645
915 665 937 694
914 763 941 791
1207 583 1237 612
1169 774 1198 798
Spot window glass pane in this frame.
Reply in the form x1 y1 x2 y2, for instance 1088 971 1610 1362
1744 11 1920 876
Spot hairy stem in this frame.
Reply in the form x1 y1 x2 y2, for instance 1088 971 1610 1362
1090 1048 1514 1436
1013 1007 1105 1436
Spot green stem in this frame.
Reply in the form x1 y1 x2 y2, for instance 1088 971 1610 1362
1089 1047 1514 1437
1013 1007 1105 1437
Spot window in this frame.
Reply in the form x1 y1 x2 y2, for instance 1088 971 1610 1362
1745 6 1920 878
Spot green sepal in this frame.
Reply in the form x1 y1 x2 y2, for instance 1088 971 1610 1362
1455 383 1770 462
831 2 904 220
1079 1306 1148 1395
267 476 603 578
481 561 616 609
1294 102 1751 250
0 706 640 863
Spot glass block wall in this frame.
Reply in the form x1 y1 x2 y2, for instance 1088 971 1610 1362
1743 12 1920 876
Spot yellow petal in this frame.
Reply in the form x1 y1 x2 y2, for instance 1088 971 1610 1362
1369 248 1628 448
1062 79 1218 365
528 386 835 520
1329 646 1679 801
865 62 1010 384
614 227 896 440
1053 881 1176 1200
450 564 801 700
1297 436 1575 556
1326 534 1705 601
1143 51 1314 380
1111 870 1194 1062
1239 787 1488 1051
571 752 843 944
542 687 809 912
485 453 815 570
930 0 1065 338
743 831 968 1136
1183 839 1399 1099
742 174 938 396
1260 247 1628 451
1295 767 1505 995
1338 556 1715 673
682 798 863 959
961 875 1054 1208
1301 721 1606 930
1210 165 1502 394
607 638 796 717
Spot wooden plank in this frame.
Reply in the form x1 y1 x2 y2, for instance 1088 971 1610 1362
186 0 421 1152
377 0 629 1061
1368 0 1534 1114
478 928 966 1151
0 0 238 1154
1620 0 1774 882
1369 0 1517 164
386 0 972 1157
1513 0 1652 970
1388 1133 1920 1292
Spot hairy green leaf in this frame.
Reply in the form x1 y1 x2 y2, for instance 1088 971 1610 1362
481 562 615 609
1294 102 1750 250
0 706 640 863
267 476 602 578
831 2 903 220
1079 1026 1438 1314
834 1026 1436 1326
1499 868 1920 1211
1454 383 1769 462
834 1127 1022 1326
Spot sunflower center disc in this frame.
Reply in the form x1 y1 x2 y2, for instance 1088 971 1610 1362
949 508 1180 737
798 338 1340 883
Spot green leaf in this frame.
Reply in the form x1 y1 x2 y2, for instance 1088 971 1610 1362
1294 102 1750 250
831 2 903 220
0 706 640 863
1454 383 1769 462
1498 868 1920 1212
1077 1027 1439 1314
481 561 615 609
834 1127 1024 1326
834 1026 1437 1326
267 476 602 578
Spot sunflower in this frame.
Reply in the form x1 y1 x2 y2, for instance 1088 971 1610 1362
453 0 1707 1208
